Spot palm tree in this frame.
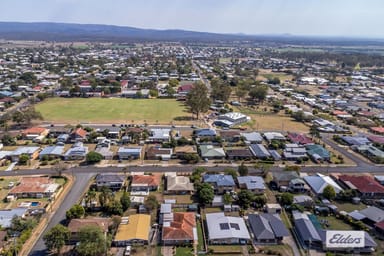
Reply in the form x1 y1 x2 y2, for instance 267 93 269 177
86 189 97 208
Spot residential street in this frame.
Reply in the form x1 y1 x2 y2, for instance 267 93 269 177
29 172 94 256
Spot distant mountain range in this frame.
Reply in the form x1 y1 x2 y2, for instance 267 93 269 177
0 22 383 45
0 22 247 42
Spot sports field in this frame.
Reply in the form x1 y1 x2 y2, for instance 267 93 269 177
35 98 189 124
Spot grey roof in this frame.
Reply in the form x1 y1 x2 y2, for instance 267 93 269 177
160 203 172 214
203 174 235 187
348 210 366 221
269 150 282 161
149 128 170 140
0 208 28 228
195 129 217 137
96 173 125 183
237 176 265 190
240 132 263 143
11 146 40 156
117 147 142 154
39 146 64 156
206 212 250 240
359 206 384 223
199 145 225 158
293 213 321 242
341 136 370 146
293 195 313 204
249 144 270 158
249 213 289 240
303 173 343 195
273 171 299 182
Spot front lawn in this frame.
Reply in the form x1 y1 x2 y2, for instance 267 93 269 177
175 246 194 256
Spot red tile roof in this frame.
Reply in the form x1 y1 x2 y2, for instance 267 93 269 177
22 127 48 135
371 127 384 134
9 177 55 194
339 175 384 194
375 220 384 231
287 132 313 145
132 175 160 187
72 128 87 138
177 84 194 93
162 212 196 241
368 135 384 145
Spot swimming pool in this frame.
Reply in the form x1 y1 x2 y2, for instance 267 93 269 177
31 202 39 207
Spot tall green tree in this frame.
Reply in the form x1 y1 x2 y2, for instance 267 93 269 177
197 183 214 206
76 226 108 256
238 163 248 176
248 85 268 103
86 151 103 164
66 204 85 220
323 185 336 200
238 190 255 209
144 195 159 211
186 82 211 119
43 224 70 255
120 191 131 211
99 187 113 208
210 78 232 103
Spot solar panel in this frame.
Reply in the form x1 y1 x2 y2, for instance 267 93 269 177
230 223 240 230
220 223 229 230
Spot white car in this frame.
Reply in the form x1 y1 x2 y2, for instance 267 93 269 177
124 245 131 256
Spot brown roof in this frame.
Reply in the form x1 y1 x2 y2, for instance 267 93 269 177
9 177 55 194
162 212 196 241
72 128 87 138
174 145 197 154
22 127 48 135
146 146 172 158
68 218 110 233
132 175 160 187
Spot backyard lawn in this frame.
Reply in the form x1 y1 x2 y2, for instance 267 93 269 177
36 98 189 124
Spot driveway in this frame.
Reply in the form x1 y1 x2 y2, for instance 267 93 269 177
29 172 94 256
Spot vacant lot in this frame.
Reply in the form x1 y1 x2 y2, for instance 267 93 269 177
234 106 309 133
36 98 189 124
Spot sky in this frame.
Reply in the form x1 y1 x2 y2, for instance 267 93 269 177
1 0 383 38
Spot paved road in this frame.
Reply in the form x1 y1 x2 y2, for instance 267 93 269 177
29 172 94 256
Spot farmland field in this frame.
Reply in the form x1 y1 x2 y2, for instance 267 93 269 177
36 98 189 124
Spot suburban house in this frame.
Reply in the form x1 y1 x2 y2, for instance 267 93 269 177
8 176 60 199
68 218 110 242
337 174 384 199
237 176 266 194
249 144 271 159
263 132 286 143
69 128 87 142
219 130 241 143
146 146 173 161
56 134 69 143
94 147 114 160
22 127 49 140
350 206 384 227
64 142 88 160
283 144 308 161
0 208 28 228
10 146 40 162
240 132 263 144
288 178 308 193
165 175 194 194
117 147 143 160
174 145 198 159
248 213 289 244
131 174 160 192
199 145 226 159
225 148 253 160
95 173 126 191
194 129 217 139
205 212 250 244
39 145 64 160
203 174 235 194
303 173 343 195
287 132 313 145
162 212 197 245
271 171 300 189
305 144 330 162
294 211 377 253
113 214 151 246
213 112 250 128
148 129 170 143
